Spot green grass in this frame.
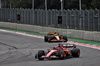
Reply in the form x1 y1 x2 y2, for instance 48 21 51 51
0 27 100 46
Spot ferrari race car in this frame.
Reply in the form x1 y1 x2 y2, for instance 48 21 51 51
44 32 68 42
35 44 80 60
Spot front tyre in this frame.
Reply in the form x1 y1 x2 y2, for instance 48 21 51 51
37 50 45 60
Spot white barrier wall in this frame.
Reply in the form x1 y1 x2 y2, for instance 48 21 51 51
0 22 100 42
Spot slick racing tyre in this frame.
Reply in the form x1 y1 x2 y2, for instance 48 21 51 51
63 36 68 42
71 48 80 57
44 36 48 42
58 50 66 59
36 50 45 60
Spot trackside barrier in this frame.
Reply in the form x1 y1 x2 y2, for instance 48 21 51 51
0 22 100 42
0 8 100 31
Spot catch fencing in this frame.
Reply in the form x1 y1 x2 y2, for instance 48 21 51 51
0 8 100 31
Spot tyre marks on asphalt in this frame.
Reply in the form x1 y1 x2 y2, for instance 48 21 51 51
0 42 17 50
0 49 35 64
0 30 100 66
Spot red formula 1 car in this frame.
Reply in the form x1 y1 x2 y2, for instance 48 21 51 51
35 44 80 60
44 32 68 42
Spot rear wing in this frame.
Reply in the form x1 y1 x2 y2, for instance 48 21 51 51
63 44 76 48
48 32 59 35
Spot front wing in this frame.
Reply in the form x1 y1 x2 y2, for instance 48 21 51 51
40 55 60 59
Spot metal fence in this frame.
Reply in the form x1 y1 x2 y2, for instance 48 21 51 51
0 8 100 31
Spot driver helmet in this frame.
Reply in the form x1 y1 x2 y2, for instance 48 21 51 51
54 31 57 36
58 44 62 47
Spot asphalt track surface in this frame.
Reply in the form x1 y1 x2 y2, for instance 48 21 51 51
0 31 100 66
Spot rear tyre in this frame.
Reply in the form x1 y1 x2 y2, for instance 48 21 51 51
58 50 66 59
63 36 68 42
44 36 48 42
71 48 80 57
37 50 45 60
